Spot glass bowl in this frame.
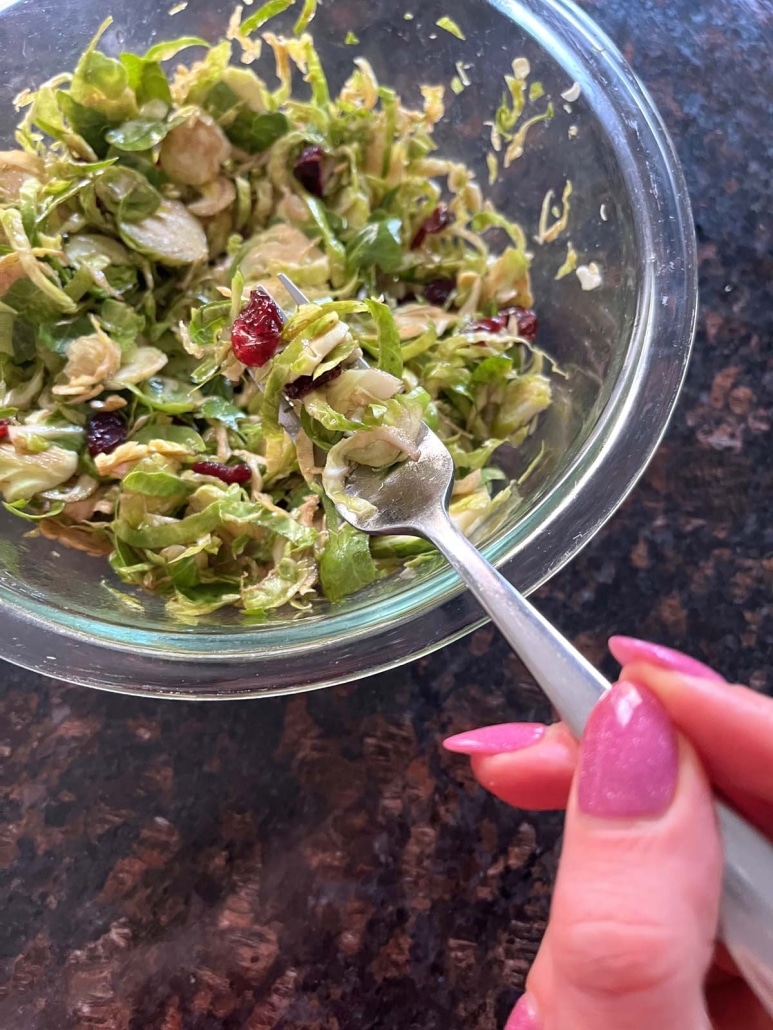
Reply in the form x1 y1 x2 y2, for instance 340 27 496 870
0 0 697 699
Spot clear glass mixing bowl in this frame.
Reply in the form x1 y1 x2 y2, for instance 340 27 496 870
0 0 697 698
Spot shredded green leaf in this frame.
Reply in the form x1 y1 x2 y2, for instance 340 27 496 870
361 300 402 379
293 0 317 36
0 15 559 619
240 0 294 36
143 37 210 61
555 242 578 280
436 16 466 41
319 496 377 601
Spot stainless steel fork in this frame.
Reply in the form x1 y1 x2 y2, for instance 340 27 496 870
274 273 773 1015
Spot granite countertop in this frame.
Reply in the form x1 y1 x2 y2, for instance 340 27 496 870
1 1 771 1027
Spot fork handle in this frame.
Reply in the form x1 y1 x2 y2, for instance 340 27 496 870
423 509 608 736
423 508 773 1016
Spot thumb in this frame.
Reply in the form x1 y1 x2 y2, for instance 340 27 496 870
521 681 723 1030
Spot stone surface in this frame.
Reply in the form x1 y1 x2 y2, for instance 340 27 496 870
1 1 771 1027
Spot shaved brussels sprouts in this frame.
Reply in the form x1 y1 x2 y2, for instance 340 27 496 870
0 10 558 618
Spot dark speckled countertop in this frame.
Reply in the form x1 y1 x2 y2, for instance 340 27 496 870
1 2 771 1027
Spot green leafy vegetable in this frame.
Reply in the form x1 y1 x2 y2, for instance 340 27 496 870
133 423 206 450
118 199 208 264
105 117 172 152
436 16 466 40
364 299 402 378
0 445 79 502
241 547 316 614
131 376 198 414
143 37 210 62
240 0 294 36
293 0 318 36
0 16 556 620
346 219 403 275
226 111 289 153
120 54 173 107
56 93 113 157
123 464 193 498
199 397 245 430
319 497 377 601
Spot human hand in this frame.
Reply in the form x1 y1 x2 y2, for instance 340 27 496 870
443 637 773 1030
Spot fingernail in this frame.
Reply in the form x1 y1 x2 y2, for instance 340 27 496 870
443 723 546 756
578 681 679 819
505 994 540 1029
609 635 725 682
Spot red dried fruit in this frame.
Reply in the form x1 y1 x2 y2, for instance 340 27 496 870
423 278 456 306
512 308 538 341
231 288 285 367
86 412 128 457
411 204 453 249
293 144 325 198
0 418 13 440
468 306 539 342
469 314 507 334
191 460 252 485
283 364 343 401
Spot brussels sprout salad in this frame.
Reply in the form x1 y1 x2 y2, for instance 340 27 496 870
0 9 557 619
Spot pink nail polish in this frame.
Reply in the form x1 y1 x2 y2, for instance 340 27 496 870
609 635 725 682
506 994 540 1029
578 681 678 819
442 723 546 756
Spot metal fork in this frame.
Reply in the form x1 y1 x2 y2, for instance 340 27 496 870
273 274 773 1013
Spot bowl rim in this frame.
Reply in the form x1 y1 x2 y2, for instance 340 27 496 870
0 0 698 698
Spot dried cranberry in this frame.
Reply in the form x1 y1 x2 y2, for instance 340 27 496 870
469 314 507 333
293 145 325 198
231 288 285 368
283 364 343 401
0 417 13 440
86 412 128 457
423 278 456 306
411 204 453 249
468 306 539 342
515 308 539 342
191 460 252 485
